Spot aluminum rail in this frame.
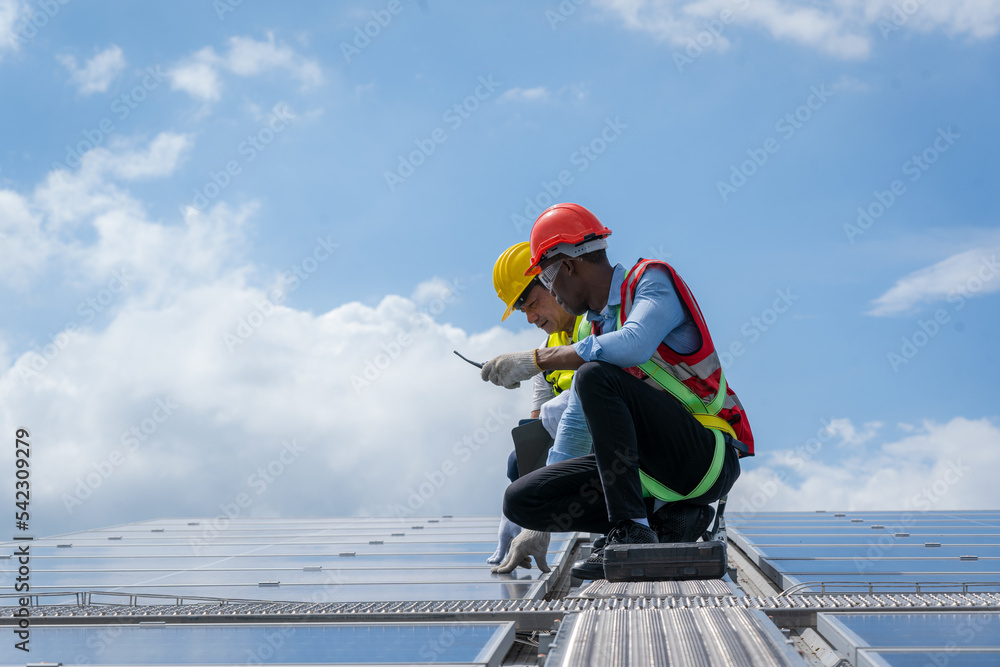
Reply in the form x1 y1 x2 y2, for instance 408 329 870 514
4 592 1000 631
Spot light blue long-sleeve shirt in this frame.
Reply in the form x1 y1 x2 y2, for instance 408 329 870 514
546 262 700 464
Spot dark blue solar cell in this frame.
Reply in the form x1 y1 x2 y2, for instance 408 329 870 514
831 612 1000 648
857 650 1000 667
0 622 513 664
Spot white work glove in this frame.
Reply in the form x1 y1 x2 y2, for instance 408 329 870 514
487 514 523 565
481 350 541 389
539 389 571 438
491 530 551 574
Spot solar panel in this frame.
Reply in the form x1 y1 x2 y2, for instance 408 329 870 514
729 510 1000 593
0 622 515 666
818 612 1000 665
856 649 1000 667
0 517 574 604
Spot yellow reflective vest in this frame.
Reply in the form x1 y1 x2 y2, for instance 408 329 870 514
542 316 591 394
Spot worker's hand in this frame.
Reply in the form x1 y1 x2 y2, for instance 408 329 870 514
487 515 522 565
491 530 551 574
481 350 541 389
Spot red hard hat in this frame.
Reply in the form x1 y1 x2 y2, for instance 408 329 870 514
526 203 612 274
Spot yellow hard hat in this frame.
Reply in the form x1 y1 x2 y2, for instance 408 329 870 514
493 242 536 321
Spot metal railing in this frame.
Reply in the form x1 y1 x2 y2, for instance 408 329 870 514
780 581 1000 596
0 590 272 607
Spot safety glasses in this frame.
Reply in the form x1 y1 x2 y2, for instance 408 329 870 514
538 261 561 289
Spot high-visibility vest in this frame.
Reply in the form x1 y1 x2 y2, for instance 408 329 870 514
615 259 755 502
542 315 592 394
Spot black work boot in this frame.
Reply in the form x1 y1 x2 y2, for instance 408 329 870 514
605 519 658 547
572 522 657 580
570 535 607 580
650 503 715 543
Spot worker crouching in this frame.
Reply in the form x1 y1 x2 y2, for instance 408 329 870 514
480 203 754 579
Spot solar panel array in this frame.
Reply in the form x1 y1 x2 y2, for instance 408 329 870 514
728 510 1000 594
1 511 997 666
729 510 1000 666
0 516 575 604
0 517 573 666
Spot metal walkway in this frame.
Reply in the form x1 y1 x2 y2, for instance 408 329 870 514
544 608 801 667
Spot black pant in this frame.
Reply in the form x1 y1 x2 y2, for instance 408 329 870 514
504 361 740 534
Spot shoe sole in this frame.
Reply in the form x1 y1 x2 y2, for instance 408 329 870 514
571 563 605 580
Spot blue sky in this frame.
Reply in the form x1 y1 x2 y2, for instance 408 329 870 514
1 0 998 537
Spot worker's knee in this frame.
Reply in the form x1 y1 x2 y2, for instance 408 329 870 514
502 480 529 526
573 361 613 400
503 477 557 532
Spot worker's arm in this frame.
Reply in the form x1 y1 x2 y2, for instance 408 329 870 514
534 344 585 371
530 410 540 418
533 269 695 371
484 272 691 388
572 266 699 367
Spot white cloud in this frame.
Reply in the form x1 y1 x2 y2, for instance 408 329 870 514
58 45 126 95
169 32 323 102
0 139 541 537
868 245 1000 316
499 86 551 103
498 84 589 106
0 189 48 289
823 417 882 447
731 417 1000 514
411 276 462 305
592 0 1000 60
169 49 222 102
86 132 193 181
0 274 539 536
0 133 194 288
0 0 24 57
225 33 322 84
